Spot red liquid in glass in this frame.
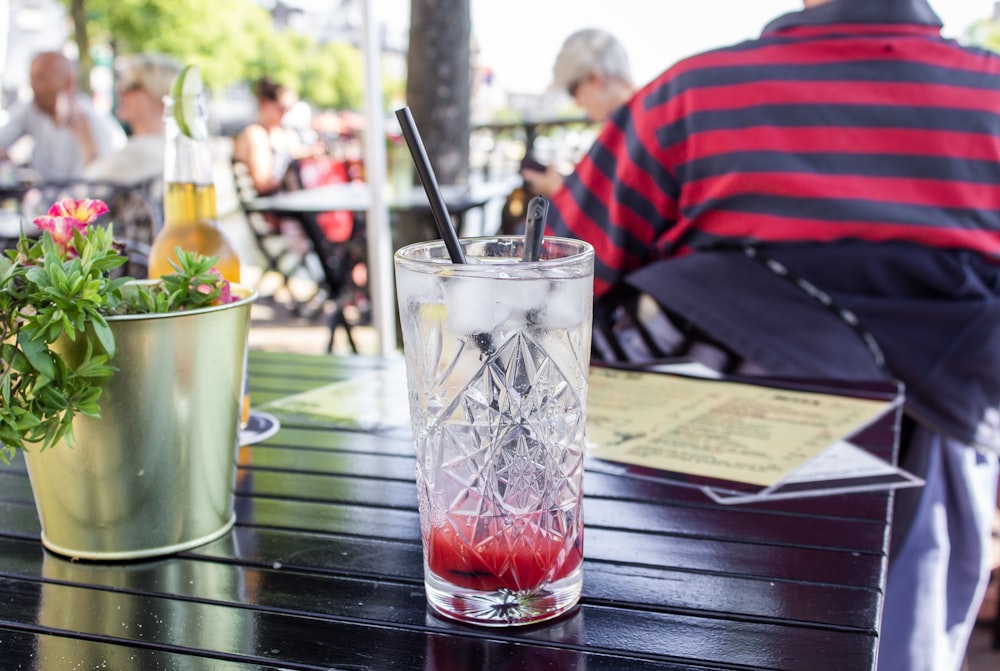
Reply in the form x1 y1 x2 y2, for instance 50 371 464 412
427 519 583 592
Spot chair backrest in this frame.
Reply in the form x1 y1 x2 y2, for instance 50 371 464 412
18 177 162 277
283 156 354 242
231 160 258 207
231 160 280 237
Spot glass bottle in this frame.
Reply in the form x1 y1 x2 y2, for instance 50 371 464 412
149 89 249 426
147 92 241 283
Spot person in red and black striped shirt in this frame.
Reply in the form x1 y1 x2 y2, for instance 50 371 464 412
546 1 1000 670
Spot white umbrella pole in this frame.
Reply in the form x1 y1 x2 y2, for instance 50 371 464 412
360 0 397 355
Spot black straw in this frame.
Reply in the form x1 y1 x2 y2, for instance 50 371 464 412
522 195 548 262
394 106 467 264
395 106 495 356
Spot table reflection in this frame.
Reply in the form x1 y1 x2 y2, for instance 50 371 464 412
34 537 252 670
424 609 586 671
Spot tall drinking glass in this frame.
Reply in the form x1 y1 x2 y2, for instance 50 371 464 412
395 236 594 626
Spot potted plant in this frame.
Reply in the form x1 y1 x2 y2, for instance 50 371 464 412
0 198 257 560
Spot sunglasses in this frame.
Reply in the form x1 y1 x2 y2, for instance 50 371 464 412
115 80 144 95
568 74 593 98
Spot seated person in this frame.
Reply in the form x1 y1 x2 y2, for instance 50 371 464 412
521 29 636 198
84 53 181 184
544 2 1000 670
0 51 126 180
232 76 303 196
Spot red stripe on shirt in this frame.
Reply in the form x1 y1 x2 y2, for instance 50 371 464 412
646 80 1000 130
691 210 1000 254
683 172 1000 211
550 164 646 275
668 127 1000 165
593 123 674 245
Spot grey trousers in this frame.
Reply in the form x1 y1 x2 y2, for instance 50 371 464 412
877 428 998 671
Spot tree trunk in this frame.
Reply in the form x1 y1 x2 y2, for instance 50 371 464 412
70 0 93 95
398 0 471 251
405 0 471 186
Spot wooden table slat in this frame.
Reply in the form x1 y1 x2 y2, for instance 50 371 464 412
0 573 876 671
0 352 894 670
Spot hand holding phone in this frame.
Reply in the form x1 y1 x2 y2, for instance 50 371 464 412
520 155 548 173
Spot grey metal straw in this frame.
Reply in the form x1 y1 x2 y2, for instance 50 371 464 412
393 106 467 264
522 195 548 262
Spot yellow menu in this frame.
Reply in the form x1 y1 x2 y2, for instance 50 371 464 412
261 364 411 433
586 367 896 488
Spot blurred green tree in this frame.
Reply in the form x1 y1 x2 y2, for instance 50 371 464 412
64 0 273 92
300 41 365 111
61 0 367 111
245 32 365 111
969 18 1000 53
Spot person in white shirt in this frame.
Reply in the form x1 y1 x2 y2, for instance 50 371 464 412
84 54 180 184
0 51 126 181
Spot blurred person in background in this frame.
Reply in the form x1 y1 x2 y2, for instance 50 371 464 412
543 1 1000 669
84 53 181 183
0 51 126 180
232 76 304 196
520 29 636 197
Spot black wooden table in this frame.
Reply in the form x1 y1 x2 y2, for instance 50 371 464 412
0 351 894 670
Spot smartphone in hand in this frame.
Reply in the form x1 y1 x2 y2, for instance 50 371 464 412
520 155 548 172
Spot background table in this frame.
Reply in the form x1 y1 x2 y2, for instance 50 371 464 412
0 351 894 670
244 180 515 352
247 181 513 235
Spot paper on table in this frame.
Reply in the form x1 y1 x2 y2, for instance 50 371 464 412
261 365 411 434
780 439 898 484
701 435 923 504
586 367 896 488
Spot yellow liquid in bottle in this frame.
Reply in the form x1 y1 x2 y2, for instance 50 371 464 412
149 181 249 428
148 182 241 282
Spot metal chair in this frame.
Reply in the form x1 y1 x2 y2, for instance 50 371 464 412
231 160 315 299
234 159 366 352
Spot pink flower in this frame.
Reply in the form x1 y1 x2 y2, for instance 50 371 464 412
218 279 234 304
196 269 238 305
32 198 110 257
47 198 109 225
32 215 88 256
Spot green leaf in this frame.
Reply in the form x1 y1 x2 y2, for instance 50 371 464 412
16 331 57 380
89 316 115 359
0 200 247 456
74 353 116 380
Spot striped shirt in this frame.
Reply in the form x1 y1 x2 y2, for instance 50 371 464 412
547 0 1000 298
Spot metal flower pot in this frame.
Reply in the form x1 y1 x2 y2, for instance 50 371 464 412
23 285 258 561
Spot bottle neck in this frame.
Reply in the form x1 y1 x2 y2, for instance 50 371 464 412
163 95 217 228
163 95 214 186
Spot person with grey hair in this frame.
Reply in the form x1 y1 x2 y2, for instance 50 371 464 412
552 28 635 122
521 28 636 197
0 51 126 180
84 53 181 183
544 1 999 668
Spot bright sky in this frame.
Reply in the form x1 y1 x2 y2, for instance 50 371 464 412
293 1 997 94
466 0 998 93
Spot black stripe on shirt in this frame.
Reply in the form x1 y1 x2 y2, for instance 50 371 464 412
682 195 995 232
